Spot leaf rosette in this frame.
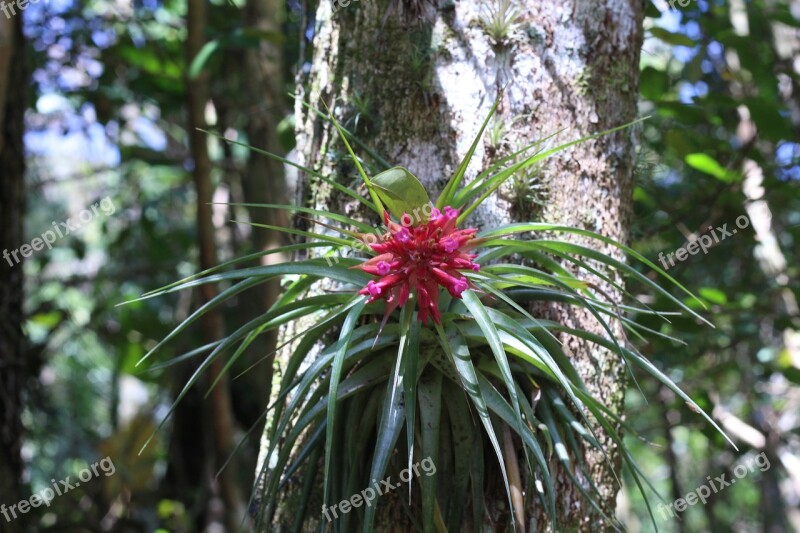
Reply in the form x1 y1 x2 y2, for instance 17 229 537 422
131 93 734 532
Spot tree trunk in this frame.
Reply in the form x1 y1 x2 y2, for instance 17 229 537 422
260 0 642 529
230 0 289 463
185 0 246 529
0 11 28 533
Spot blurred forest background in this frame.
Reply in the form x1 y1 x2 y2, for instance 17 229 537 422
0 0 799 531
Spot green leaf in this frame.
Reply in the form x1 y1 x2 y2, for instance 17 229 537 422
324 298 368 508
200 128 376 212
476 375 556 529
323 101 385 215
364 326 409 532
189 29 285 80
458 117 648 223
262 340 394 524
649 27 697 47
538 397 619 529
292 442 322 533
478 223 710 324
137 277 265 366
239 28 285 43
460 290 528 473
469 423 485 528
434 323 515 531
402 314 422 503
371 167 431 221
699 287 727 305
564 326 738 451
204 293 354 396
130 259 370 306
572 388 665 531
454 130 561 208
139 242 327 298
188 40 220 79
222 202 375 233
684 153 740 182
640 66 669 101
418 369 442 533
293 95 394 170
437 90 503 209
744 97 793 142
442 379 473 532
343 386 384 532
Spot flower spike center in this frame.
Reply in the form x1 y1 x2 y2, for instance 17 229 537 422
358 206 480 324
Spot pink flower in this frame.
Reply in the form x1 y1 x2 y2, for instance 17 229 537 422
357 207 480 324
440 237 459 253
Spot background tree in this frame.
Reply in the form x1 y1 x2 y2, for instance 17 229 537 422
0 11 29 532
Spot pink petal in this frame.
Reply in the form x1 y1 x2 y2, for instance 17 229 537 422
367 280 382 297
440 237 459 253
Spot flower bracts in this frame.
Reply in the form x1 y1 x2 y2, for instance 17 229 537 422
357 207 480 324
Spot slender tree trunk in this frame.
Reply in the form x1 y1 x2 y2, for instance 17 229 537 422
230 0 289 459
260 0 642 529
0 11 27 533
205 0 290 497
660 387 687 533
185 0 246 529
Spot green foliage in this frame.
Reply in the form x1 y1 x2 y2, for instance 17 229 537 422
626 1 800 530
480 0 520 46
188 28 284 79
371 167 432 221
684 153 741 183
138 98 734 532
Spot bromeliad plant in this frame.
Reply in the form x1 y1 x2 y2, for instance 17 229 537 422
136 94 735 532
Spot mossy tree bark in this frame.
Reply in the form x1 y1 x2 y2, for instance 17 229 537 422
259 0 642 530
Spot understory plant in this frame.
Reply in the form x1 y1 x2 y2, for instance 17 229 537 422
135 94 734 532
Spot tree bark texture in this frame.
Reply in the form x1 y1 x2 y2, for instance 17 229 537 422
0 11 28 533
260 0 642 530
